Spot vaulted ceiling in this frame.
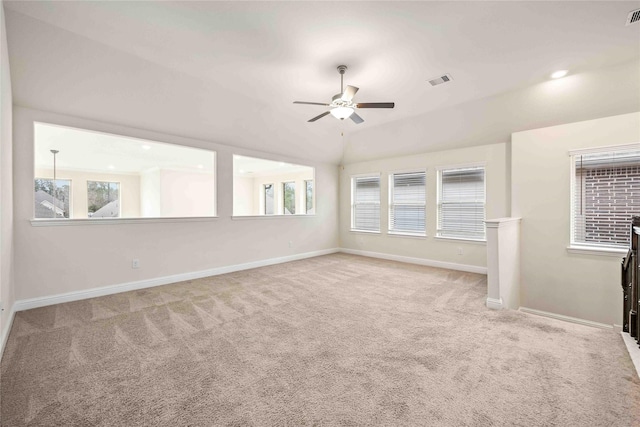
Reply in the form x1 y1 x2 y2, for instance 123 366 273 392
5 1 640 164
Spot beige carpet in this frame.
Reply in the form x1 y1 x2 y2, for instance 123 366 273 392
1 253 639 426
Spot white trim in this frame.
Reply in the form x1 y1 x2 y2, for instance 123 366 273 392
621 332 640 378
435 236 486 244
387 167 428 175
387 231 427 239
486 297 503 310
0 304 16 360
350 172 381 179
435 161 486 171
485 217 522 228
568 142 640 156
31 216 219 226
566 245 626 257
349 229 381 235
339 248 487 274
519 307 612 330
14 248 340 312
232 214 316 220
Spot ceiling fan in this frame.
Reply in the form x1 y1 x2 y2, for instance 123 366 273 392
294 65 395 124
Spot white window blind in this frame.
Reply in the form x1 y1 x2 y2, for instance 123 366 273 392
352 175 380 231
572 148 640 248
438 167 485 240
389 171 426 235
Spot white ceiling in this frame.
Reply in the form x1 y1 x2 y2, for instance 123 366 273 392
5 1 640 164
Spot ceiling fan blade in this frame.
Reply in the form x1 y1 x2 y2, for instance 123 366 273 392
294 101 330 106
350 112 364 124
341 85 359 102
356 102 395 109
308 111 331 122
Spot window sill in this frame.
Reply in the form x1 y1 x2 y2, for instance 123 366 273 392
30 217 218 227
566 245 627 257
387 231 427 239
435 236 486 244
232 214 316 220
350 229 381 234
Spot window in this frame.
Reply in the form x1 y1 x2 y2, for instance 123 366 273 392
232 155 314 216
352 175 380 232
34 122 216 220
88 181 120 218
389 171 426 236
283 182 296 214
305 180 314 214
264 184 274 215
437 166 485 240
34 178 71 218
571 147 640 248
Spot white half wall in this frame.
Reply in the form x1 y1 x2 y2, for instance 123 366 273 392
13 106 339 301
339 142 508 269
512 112 640 326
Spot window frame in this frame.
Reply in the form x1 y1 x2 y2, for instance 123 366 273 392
34 177 73 219
305 179 314 214
388 169 427 237
282 181 296 215
263 183 275 215
568 143 640 254
436 164 486 242
87 180 121 218
351 173 381 233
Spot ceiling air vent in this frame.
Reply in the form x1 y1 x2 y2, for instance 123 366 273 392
428 73 453 87
627 8 640 25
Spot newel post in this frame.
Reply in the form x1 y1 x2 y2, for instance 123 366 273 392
485 218 522 310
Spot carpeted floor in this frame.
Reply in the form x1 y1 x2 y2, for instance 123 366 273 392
1 253 639 426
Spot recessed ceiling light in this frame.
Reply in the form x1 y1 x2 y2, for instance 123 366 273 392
239 169 245 173
197 164 204 169
551 70 568 79
108 165 115 170
142 145 151 150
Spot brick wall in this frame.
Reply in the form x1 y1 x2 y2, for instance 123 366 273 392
576 165 640 245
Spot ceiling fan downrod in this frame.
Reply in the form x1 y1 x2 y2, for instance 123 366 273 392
337 65 347 94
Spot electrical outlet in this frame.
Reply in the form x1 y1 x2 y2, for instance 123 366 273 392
288 241 293 248
132 259 140 269
457 247 463 256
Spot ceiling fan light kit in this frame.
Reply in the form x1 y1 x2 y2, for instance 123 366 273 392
330 106 354 120
294 65 394 124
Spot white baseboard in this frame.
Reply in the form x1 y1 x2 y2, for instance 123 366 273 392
486 297 503 310
339 248 487 274
519 307 612 330
621 332 640 378
14 248 340 312
1 304 16 359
